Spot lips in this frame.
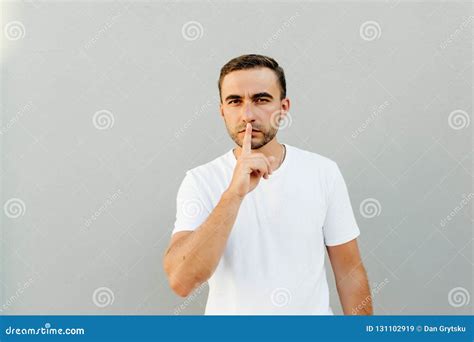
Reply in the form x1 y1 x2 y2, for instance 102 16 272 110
239 129 261 133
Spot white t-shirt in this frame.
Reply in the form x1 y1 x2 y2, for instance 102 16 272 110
172 144 360 315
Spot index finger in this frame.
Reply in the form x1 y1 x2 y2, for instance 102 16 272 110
242 123 252 155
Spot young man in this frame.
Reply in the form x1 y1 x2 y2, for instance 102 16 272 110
163 54 372 315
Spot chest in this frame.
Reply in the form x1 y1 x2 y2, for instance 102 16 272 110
220 176 328 276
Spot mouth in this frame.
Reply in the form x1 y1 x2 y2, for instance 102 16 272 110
239 129 261 133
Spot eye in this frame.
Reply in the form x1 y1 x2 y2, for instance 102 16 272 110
228 99 241 104
256 98 269 103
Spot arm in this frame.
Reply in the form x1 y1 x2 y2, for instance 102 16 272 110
326 238 373 315
163 190 243 297
163 123 276 297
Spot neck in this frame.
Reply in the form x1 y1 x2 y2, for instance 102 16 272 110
233 137 284 170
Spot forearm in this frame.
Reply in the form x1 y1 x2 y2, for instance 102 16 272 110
165 190 243 296
336 265 373 315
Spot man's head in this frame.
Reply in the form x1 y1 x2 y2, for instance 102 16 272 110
218 54 290 150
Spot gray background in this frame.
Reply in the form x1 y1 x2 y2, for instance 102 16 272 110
1 0 472 315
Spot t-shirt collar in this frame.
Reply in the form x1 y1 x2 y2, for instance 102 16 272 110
227 144 290 176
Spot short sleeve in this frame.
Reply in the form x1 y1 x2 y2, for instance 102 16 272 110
172 171 211 236
322 162 360 246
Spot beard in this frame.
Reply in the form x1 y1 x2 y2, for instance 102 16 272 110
225 120 279 150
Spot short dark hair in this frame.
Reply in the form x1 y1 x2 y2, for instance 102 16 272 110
218 54 286 102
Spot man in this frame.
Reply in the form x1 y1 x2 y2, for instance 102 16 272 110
163 54 372 315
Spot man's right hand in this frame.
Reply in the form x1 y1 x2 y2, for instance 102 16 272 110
226 123 276 199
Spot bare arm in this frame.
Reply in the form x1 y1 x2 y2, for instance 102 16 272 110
163 190 243 297
163 123 277 297
326 238 373 315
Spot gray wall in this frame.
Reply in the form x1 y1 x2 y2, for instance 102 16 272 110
1 1 472 315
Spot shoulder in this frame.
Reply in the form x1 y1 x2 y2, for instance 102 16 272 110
286 145 344 193
185 150 233 182
287 144 338 172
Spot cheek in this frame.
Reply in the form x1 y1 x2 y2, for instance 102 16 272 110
224 116 240 132
261 108 278 125
223 107 240 118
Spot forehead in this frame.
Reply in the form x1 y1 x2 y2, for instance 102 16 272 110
221 67 279 96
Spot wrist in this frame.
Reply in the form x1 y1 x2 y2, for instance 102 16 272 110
222 189 245 202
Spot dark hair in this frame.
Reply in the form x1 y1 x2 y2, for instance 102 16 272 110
218 54 286 102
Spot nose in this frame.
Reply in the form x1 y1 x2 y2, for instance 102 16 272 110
241 102 256 124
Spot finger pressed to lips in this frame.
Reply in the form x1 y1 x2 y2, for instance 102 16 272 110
239 131 262 135
242 123 253 155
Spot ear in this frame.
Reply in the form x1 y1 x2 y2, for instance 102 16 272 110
219 103 225 118
280 98 291 118
281 97 290 115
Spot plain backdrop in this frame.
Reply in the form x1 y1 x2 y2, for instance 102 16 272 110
1 0 472 315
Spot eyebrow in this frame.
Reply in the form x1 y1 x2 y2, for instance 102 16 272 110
224 92 274 102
